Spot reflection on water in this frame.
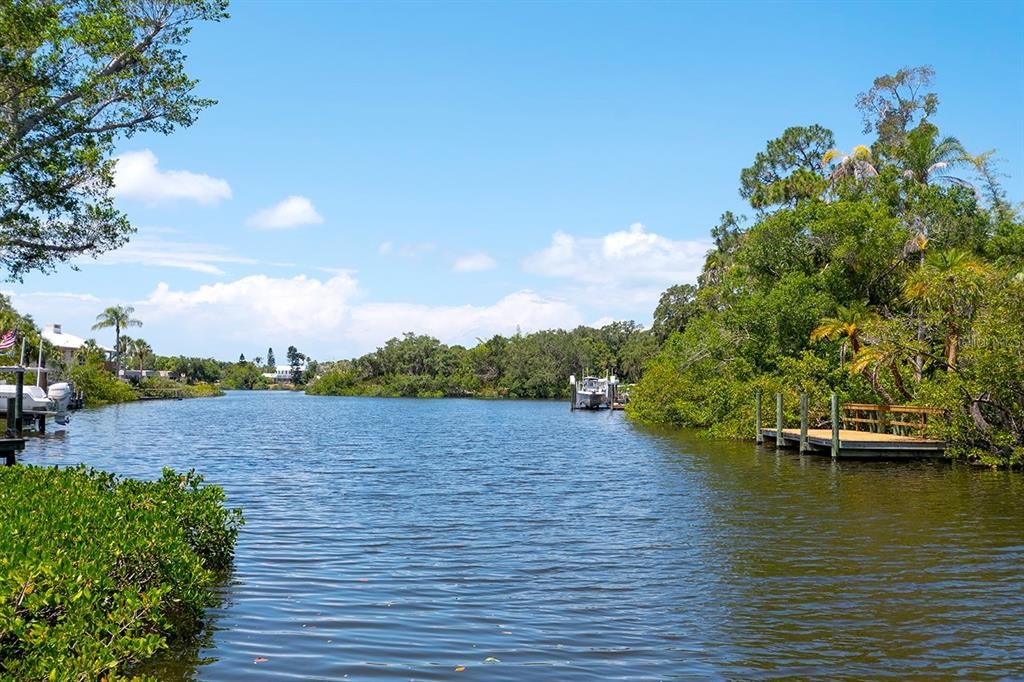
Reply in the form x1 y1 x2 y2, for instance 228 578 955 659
20 393 1024 679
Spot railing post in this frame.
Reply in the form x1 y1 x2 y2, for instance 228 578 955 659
800 393 809 452
831 392 840 459
755 389 762 444
776 392 784 447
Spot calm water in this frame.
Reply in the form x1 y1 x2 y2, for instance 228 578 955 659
19 392 1024 680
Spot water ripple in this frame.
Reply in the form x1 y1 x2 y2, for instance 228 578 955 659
19 393 1024 680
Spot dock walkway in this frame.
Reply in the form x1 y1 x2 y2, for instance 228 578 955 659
761 427 945 458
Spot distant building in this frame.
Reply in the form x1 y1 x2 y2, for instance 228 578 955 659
118 369 177 381
42 324 112 367
262 363 305 383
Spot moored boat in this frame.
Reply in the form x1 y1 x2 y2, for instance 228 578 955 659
569 374 619 410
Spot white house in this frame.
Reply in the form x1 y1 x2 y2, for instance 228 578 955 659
42 323 112 367
262 364 305 383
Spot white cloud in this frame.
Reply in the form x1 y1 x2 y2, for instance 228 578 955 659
348 290 580 348
4 290 101 304
112 150 232 205
139 273 360 339
134 272 580 357
522 223 710 313
452 252 497 273
94 233 257 275
377 241 394 255
246 195 323 230
524 223 709 286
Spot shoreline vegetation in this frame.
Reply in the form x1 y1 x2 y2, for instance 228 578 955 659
0 466 242 680
305 327 652 400
306 67 1023 468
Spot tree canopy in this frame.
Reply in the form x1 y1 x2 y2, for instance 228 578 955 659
630 66 1024 467
0 0 228 279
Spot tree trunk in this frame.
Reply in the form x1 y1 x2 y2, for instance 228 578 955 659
863 366 894 404
914 249 925 382
890 362 913 402
115 324 121 378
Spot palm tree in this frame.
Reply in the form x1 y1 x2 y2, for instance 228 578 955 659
92 305 142 376
898 123 969 186
822 145 878 188
128 338 152 374
904 249 990 371
810 301 879 359
76 339 103 364
850 342 915 402
811 302 895 403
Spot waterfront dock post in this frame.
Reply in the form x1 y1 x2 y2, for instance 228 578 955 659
755 390 763 444
830 393 840 459
800 393 809 452
776 393 784 447
14 368 24 436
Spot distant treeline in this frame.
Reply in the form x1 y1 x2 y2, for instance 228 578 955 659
306 323 659 399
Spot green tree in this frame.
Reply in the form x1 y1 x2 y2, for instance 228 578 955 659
128 338 152 373
652 284 699 341
0 0 229 280
286 345 305 385
856 65 938 157
822 144 878 187
739 125 833 209
904 249 990 371
267 347 275 367
92 305 141 376
810 303 895 402
897 123 968 186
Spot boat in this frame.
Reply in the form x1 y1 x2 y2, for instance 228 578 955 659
0 381 74 426
569 374 619 410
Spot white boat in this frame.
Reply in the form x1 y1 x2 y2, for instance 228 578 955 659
0 381 73 426
569 374 619 410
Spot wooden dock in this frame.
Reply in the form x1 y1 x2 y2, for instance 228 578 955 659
760 427 945 458
756 391 948 459
0 437 26 466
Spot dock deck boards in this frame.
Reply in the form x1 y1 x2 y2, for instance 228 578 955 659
761 427 946 458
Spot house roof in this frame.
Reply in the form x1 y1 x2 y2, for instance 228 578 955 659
42 324 112 352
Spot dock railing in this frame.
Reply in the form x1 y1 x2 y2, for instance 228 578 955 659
134 387 184 401
840 403 944 437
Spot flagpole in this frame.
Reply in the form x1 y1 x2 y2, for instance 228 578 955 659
19 337 25 367
36 337 43 387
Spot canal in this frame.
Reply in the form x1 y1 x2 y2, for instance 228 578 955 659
20 391 1024 679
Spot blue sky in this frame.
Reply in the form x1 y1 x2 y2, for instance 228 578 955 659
8 0 1024 360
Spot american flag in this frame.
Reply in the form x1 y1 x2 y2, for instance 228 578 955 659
0 330 15 351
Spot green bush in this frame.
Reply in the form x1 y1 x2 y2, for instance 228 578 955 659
69 361 137 406
137 377 224 399
0 466 243 680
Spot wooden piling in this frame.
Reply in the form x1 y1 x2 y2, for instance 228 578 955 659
775 393 784 447
755 390 763 444
5 398 14 436
799 393 809 452
830 392 840 459
14 369 24 436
